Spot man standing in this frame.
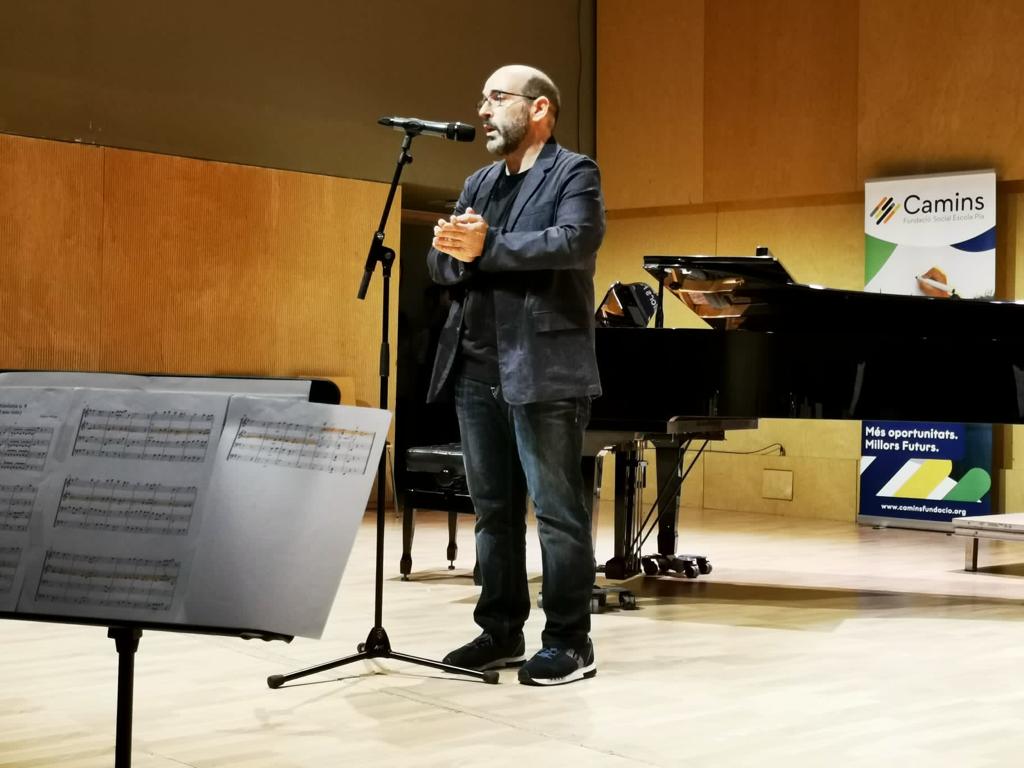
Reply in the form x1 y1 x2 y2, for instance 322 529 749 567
426 64 604 686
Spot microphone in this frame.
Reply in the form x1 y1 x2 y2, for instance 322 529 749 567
378 116 475 142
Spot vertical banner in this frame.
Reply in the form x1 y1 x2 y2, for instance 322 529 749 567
860 170 996 529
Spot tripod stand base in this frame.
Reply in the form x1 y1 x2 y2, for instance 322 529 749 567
267 626 499 688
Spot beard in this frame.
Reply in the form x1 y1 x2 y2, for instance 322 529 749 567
485 114 528 156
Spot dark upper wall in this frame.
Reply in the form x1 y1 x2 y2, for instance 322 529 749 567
0 0 595 211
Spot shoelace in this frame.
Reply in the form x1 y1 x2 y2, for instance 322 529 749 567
536 647 563 660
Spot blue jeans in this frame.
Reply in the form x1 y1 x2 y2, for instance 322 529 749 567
454 375 594 651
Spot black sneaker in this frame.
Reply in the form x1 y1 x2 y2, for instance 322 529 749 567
517 640 596 686
442 632 527 671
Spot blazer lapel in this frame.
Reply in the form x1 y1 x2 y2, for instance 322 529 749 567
471 162 503 212
507 140 559 230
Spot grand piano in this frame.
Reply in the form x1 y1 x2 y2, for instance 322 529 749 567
589 251 1024 578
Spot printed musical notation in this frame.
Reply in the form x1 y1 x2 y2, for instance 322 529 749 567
54 478 196 536
227 415 376 475
0 546 21 594
0 425 54 472
34 550 179 611
73 407 216 463
0 483 37 533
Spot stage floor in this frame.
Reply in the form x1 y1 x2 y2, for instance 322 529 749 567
2 504 1024 767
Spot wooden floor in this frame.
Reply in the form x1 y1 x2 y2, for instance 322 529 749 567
3 505 1024 767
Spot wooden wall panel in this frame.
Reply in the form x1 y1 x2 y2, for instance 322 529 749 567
716 200 865 288
859 0 1024 183
599 0 1024 207
995 189 1020 300
701 419 862 522
99 148 397 409
704 0 859 202
998 190 1024 513
720 418 862 462
0 136 396 411
0 134 104 370
269 171 393 409
596 0 704 210
100 149 279 376
704 453 859 521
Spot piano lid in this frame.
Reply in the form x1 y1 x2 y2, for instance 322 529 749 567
643 252 798 330
641 251 1024 334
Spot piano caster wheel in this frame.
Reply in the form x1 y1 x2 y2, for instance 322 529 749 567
687 555 711 575
618 591 637 609
604 558 629 580
665 556 690 575
537 593 544 609
679 557 701 578
646 554 673 575
357 642 366 653
590 596 603 614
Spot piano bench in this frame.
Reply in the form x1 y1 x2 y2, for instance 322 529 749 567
400 442 477 581
953 513 1024 572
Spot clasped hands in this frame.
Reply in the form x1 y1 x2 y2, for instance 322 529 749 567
433 207 488 263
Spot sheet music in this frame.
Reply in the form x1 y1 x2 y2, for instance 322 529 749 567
32 550 179 612
72 406 216 463
0 546 22 597
186 397 390 638
53 478 197 536
0 389 72 611
0 483 35 610
1 425 53 472
16 390 228 623
226 414 375 474
0 381 382 638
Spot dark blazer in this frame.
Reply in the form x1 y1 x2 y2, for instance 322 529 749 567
426 139 605 405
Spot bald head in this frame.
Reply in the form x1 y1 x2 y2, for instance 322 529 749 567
484 64 561 127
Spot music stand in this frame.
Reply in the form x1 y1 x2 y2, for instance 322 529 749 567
0 372 348 767
266 127 497 687
595 281 659 328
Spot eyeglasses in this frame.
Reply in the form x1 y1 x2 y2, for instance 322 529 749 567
476 90 539 111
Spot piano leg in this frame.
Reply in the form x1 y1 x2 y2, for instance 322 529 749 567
653 440 681 556
638 437 713 579
605 439 644 580
587 450 638 610
599 433 721 582
581 452 601 549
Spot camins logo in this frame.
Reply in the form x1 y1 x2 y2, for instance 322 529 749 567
870 195 900 225
870 190 985 224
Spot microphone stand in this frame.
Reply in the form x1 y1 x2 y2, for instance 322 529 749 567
267 129 497 688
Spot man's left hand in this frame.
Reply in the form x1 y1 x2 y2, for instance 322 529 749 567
433 207 488 263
